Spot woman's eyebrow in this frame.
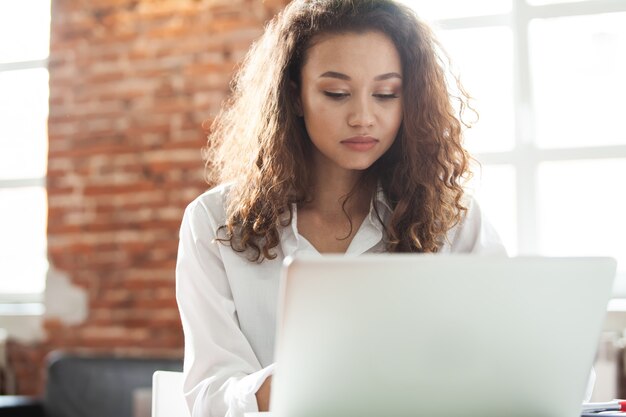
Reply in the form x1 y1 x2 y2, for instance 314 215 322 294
374 72 402 81
318 71 402 81
319 71 350 80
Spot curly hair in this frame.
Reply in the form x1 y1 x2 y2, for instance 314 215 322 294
204 0 474 261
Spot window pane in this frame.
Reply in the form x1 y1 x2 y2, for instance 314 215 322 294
0 187 48 293
0 68 49 180
0 0 51 63
530 13 626 148
538 159 626 275
439 27 515 153
468 164 517 254
401 0 511 20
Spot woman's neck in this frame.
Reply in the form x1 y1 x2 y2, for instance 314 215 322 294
296 163 375 253
304 165 374 220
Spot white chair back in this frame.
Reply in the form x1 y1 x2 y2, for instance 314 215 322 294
152 370 190 417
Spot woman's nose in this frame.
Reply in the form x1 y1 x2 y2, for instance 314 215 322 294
348 96 374 128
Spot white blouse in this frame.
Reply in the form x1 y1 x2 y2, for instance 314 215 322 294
176 183 507 417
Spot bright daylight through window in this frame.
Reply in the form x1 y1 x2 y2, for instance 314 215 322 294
0 1 51 302
401 0 626 292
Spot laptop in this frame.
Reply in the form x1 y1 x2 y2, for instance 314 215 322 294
267 255 616 417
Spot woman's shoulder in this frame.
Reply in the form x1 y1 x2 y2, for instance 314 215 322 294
190 182 233 208
183 182 234 229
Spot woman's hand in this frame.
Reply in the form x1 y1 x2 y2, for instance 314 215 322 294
256 375 272 411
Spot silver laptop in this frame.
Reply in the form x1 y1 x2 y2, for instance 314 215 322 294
269 255 616 417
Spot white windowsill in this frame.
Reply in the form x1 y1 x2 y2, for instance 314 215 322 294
607 299 626 312
0 303 45 316
0 304 45 343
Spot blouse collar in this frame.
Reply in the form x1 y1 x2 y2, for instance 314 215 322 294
279 185 393 258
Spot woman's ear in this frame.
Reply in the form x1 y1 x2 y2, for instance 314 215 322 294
290 81 303 116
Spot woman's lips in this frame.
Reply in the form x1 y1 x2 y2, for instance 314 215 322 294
340 136 379 151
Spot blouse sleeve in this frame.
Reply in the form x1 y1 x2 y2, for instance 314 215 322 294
447 197 508 256
176 199 274 417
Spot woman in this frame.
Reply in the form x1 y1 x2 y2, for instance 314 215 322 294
176 1 506 416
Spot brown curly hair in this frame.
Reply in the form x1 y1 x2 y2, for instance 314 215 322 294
204 0 475 261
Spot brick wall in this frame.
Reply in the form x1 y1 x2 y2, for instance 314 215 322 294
8 0 289 395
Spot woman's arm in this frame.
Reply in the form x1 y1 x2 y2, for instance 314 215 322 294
255 375 272 411
176 198 274 417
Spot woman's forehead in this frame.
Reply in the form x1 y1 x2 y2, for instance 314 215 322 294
301 31 402 77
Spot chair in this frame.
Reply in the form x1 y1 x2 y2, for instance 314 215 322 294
44 353 182 417
151 371 189 417
0 352 183 417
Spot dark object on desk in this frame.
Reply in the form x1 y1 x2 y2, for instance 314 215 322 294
0 351 183 417
582 414 626 416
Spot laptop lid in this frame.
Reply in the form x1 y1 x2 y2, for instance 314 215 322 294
270 255 616 417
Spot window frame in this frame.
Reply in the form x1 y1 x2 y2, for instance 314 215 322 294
0 59 49 305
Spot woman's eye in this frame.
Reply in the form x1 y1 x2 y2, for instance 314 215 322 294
373 93 400 100
323 91 349 99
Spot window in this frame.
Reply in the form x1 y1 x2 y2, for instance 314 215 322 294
402 0 626 293
0 1 51 303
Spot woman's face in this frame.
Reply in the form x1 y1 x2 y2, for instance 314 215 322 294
298 31 403 176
